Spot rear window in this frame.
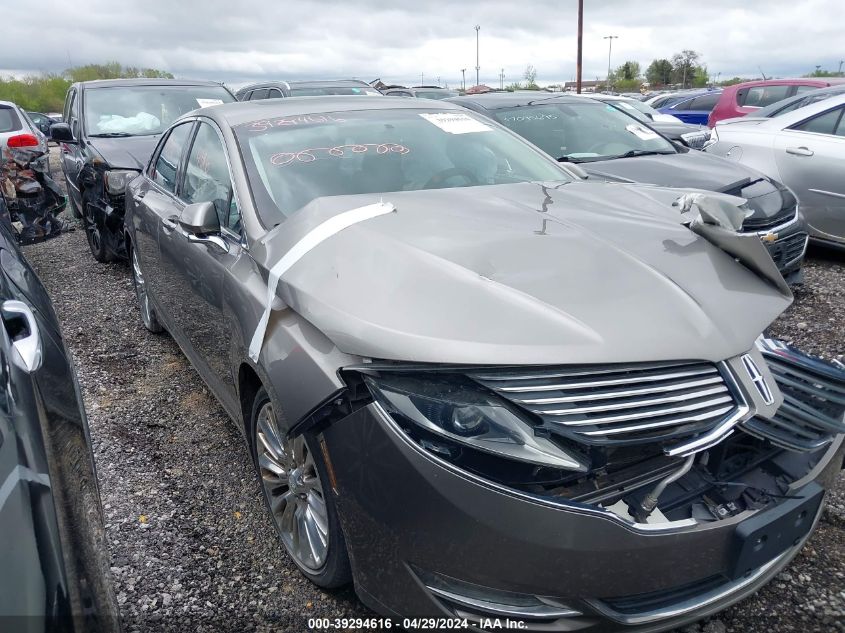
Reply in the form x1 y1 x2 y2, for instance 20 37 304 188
739 85 791 108
687 93 720 111
0 106 22 133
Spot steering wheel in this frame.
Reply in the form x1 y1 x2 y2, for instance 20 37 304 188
423 167 480 189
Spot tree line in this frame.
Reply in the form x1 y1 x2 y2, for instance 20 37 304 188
0 63 174 113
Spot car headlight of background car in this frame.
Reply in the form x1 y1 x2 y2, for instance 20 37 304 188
104 169 140 195
363 373 588 473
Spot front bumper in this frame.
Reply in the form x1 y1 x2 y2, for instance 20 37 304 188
322 403 843 632
754 218 807 282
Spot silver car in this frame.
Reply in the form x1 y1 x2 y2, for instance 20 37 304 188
706 94 845 248
124 97 844 631
1 100 51 173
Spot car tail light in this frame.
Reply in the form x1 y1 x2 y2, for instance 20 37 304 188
7 134 40 148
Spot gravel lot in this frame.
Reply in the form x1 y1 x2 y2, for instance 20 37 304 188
19 148 845 632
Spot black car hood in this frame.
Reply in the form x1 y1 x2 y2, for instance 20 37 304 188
585 151 796 223
86 135 161 171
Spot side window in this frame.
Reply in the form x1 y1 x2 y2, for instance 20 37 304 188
671 98 693 111
63 90 75 123
67 90 79 137
151 123 194 193
182 123 240 233
688 93 720 111
268 88 284 98
250 88 270 101
741 85 791 107
793 85 819 96
791 107 844 136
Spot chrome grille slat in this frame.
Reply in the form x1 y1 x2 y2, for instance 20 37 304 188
512 376 725 404
471 361 739 445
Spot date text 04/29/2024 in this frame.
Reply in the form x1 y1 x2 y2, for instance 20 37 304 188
307 617 529 629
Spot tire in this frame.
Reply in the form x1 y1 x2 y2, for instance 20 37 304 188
250 387 352 588
129 241 164 334
67 191 82 219
83 204 112 263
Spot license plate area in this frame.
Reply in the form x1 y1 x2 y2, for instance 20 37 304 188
730 481 823 580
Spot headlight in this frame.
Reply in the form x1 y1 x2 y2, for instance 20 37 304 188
104 169 140 195
702 126 718 149
364 373 588 472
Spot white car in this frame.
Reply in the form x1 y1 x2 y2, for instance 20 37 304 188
706 94 845 249
0 100 51 174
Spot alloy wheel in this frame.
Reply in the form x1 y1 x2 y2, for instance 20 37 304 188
131 248 154 329
256 402 330 572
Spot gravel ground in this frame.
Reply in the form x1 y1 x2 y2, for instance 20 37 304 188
18 148 845 632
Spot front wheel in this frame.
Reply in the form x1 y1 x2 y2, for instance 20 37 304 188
251 388 351 588
84 204 112 262
129 242 163 333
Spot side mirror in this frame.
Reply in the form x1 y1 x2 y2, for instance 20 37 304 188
178 201 229 252
50 122 76 143
179 201 220 235
645 112 654 120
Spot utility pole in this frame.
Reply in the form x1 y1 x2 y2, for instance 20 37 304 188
475 25 481 87
839 60 844 76
461 68 466 91
500 68 504 90
576 0 583 93
420 72 424 86
603 35 618 93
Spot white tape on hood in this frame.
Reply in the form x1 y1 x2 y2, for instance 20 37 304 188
248 201 395 362
674 192 748 231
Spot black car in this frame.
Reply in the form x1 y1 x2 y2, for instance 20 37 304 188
0 193 117 631
234 79 382 101
26 112 56 136
50 78 236 262
450 93 808 283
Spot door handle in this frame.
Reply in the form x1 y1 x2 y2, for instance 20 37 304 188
162 217 179 233
1 300 42 372
785 146 814 157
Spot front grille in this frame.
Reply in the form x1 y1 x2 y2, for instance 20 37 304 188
470 361 740 446
742 207 796 232
764 232 807 272
743 339 845 452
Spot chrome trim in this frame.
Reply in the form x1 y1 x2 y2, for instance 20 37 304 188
187 233 230 252
1 301 42 372
427 585 582 620
754 215 798 237
808 188 845 200
496 366 717 392
514 375 725 404
543 393 733 420
581 405 735 436
741 353 775 405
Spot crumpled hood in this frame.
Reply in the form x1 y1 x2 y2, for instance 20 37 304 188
87 135 161 171
585 151 795 223
256 181 791 366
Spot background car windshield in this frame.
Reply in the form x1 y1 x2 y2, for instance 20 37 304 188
235 109 569 225
84 85 234 136
289 87 382 96
493 102 676 162
415 90 459 100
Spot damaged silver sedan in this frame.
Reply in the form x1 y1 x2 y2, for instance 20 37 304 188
123 97 845 631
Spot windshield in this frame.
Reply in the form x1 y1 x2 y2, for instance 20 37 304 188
84 85 235 136
235 109 570 226
415 90 459 100
492 101 676 162
289 86 382 97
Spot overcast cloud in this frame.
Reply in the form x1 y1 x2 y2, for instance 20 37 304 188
2 0 842 88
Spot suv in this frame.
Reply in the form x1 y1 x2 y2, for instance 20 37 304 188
50 78 235 262
235 79 381 101
1 100 51 173
708 78 845 127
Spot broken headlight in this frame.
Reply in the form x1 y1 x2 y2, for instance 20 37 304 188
104 169 139 195
364 373 587 472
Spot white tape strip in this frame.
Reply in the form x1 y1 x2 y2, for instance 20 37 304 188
248 201 395 362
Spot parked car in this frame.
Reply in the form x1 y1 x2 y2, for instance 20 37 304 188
235 79 382 101
50 78 236 262
451 93 807 282
1 100 51 174
708 78 845 127
706 94 845 250
26 111 56 137
658 90 723 126
719 84 845 123
124 96 845 631
0 193 118 631
384 86 460 99
582 93 713 149
645 89 710 109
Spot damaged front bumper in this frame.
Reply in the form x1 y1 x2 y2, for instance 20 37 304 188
317 341 845 631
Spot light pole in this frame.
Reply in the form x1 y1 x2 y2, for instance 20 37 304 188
461 69 466 91
603 35 618 92
500 68 504 90
475 25 481 87
576 0 583 93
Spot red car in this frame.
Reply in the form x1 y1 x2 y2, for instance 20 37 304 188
707 78 845 126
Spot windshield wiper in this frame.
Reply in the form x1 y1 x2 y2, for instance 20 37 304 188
89 132 135 138
611 149 676 159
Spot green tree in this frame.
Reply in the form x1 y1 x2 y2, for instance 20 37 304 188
804 67 840 77
671 50 701 88
646 59 673 87
616 61 641 81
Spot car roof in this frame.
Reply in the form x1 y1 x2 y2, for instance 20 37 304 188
0 100 22 109
726 78 845 90
447 92 591 110
202 95 468 127
239 79 371 91
77 78 227 89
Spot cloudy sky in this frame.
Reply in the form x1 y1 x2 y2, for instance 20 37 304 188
2 0 842 88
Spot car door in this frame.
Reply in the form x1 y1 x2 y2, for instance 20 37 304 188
60 88 85 209
158 119 244 412
773 104 845 241
131 120 196 329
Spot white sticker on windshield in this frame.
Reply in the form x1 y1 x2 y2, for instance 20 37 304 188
196 98 224 108
625 123 659 141
419 112 492 134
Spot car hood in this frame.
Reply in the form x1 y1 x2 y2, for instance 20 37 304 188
584 151 795 223
86 135 161 171
255 181 791 366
